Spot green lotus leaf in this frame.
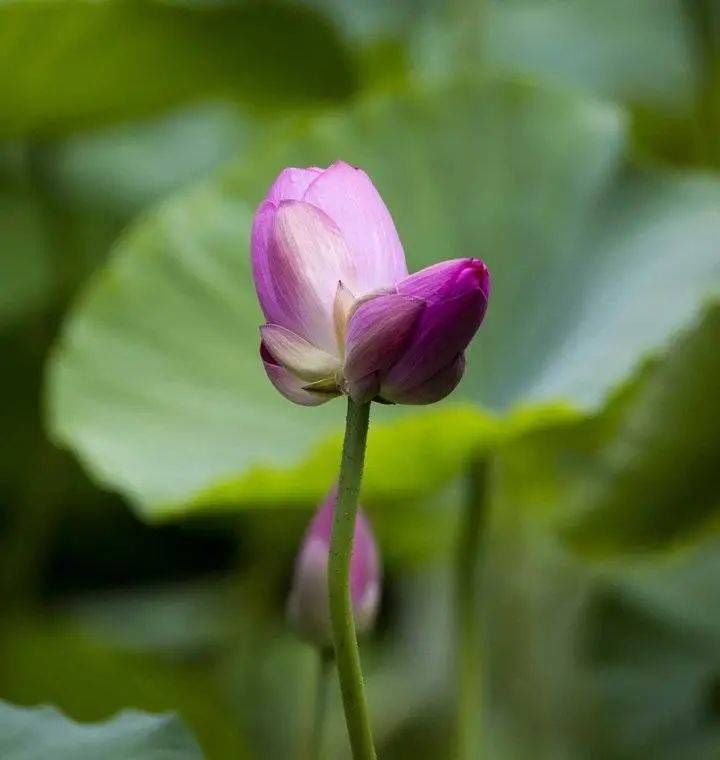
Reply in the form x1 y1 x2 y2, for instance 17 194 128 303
47 78 720 517
0 698 202 759
0 0 355 139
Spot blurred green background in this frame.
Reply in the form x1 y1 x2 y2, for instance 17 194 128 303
1 0 720 757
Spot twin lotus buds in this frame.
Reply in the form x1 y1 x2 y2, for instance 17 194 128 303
252 161 490 406
287 489 381 646
258 163 490 642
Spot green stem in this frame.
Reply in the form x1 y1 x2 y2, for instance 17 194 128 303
684 0 720 167
0 144 74 610
328 398 376 760
454 459 489 759
307 649 333 760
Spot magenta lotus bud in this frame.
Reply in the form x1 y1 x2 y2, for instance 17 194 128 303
252 161 490 406
287 488 381 647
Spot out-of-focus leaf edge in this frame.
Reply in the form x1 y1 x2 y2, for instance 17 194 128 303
164 299 719 525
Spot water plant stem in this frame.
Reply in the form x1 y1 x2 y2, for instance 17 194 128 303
328 398 376 760
307 648 333 760
455 459 489 759
684 0 720 167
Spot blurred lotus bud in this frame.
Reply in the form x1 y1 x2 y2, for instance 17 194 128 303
287 488 381 647
252 161 490 406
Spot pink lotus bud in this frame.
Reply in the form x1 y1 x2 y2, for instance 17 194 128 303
287 488 381 647
252 161 490 405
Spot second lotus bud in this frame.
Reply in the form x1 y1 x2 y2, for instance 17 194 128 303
287 488 381 647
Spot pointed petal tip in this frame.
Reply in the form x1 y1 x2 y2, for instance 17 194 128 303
398 257 491 304
460 257 491 299
333 280 356 347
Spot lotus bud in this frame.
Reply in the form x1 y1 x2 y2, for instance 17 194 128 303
287 488 381 647
252 161 490 406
